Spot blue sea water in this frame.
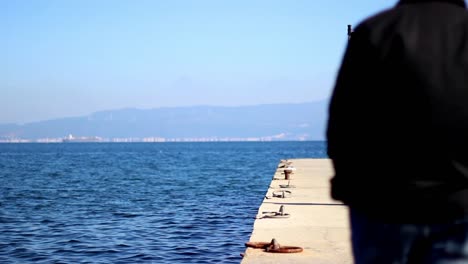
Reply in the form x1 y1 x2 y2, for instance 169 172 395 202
0 142 327 263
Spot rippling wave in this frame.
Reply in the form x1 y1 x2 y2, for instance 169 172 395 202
0 142 326 263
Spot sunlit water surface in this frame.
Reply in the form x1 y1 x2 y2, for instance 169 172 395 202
0 142 326 263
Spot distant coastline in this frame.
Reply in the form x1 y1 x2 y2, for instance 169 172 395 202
0 135 317 144
0 102 327 142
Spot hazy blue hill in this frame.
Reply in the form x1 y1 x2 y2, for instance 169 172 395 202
0 101 328 140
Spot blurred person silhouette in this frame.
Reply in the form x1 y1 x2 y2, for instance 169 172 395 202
327 0 468 263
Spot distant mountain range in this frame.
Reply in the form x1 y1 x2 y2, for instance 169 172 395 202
0 101 328 141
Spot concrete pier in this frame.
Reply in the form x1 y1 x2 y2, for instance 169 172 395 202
241 159 353 264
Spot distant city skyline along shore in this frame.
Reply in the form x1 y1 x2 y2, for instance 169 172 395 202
0 102 328 141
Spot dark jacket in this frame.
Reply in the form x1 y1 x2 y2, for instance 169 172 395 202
327 0 468 223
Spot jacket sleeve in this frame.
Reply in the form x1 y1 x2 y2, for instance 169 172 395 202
326 26 379 200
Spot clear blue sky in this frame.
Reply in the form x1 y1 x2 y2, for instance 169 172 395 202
1 0 395 124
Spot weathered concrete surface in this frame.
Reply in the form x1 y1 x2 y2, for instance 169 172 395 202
241 159 352 264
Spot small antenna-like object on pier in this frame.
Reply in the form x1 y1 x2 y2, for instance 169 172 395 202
347 25 353 40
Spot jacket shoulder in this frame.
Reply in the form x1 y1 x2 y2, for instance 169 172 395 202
353 7 398 34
